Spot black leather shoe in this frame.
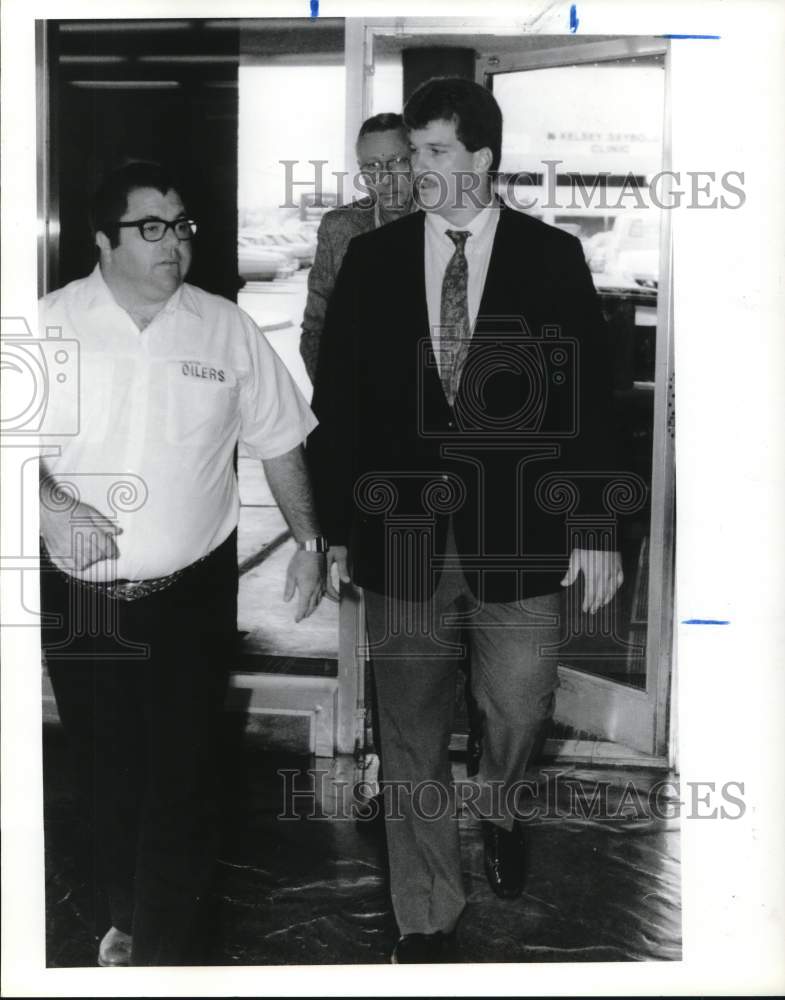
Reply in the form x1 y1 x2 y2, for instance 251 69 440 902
97 926 132 967
482 820 525 899
391 931 456 964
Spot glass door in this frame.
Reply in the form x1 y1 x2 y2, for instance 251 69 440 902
478 38 674 761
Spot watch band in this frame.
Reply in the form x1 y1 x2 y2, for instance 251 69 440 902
299 536 328 553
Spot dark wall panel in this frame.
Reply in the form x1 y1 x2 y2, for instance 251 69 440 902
51 21 240 300
402 47 477 101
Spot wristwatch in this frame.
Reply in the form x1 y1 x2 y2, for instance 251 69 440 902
298 536 328 553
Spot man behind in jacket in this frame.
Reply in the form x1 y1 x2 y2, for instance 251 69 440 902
299 112 414 381
309 78 624 963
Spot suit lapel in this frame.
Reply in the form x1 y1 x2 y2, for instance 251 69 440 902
393 211 429 344
454 206 540 416
396 212 446 409
475 204 529 333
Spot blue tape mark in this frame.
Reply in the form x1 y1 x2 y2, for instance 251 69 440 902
310 0 319 18
661 34 721 39
569 4 579 33
682 619 730 625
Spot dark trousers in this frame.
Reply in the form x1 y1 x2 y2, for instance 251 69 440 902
41 531 237 966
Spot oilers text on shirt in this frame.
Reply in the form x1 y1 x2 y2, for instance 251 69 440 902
181 360 226 382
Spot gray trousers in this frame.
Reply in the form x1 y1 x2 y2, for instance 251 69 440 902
364 537 560 937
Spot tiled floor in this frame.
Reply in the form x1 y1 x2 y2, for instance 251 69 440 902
43 721 681 967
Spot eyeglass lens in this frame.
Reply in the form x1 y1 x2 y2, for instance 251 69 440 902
141 219 196 241
361 156 410 175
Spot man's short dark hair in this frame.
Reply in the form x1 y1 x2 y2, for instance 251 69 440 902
357 112 406 141
92 161 182 248
403 77 503 173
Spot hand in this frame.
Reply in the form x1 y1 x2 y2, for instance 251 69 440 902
39 491 122 571
560 547 623 614
283 548 326 622
325 545 351 601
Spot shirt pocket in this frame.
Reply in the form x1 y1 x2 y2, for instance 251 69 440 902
165 361 238 447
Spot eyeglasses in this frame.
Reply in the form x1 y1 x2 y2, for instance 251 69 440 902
112 217 198 242
359 155 411 177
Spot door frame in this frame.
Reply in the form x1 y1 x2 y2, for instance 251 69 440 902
479 37 675 765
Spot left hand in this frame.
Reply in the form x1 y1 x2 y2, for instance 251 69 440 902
325 545 351 601
560 548 624 614
283 549 327 622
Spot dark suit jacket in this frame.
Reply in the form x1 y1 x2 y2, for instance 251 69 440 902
308 204 620 603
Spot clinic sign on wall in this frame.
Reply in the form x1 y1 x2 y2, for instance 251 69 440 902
494 62 664 179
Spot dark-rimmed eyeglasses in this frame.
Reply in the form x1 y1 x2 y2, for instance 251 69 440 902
359 155 411 177
111 218 198 242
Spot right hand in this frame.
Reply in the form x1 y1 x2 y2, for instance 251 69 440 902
325 545 351 601
282 549 327 622
40 489 122 571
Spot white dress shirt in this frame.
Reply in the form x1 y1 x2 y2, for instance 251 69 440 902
424 202 501 375
39 265 317 582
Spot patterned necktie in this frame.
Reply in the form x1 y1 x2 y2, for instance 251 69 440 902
439 229 472 405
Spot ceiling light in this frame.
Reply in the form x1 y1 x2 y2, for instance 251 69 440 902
138 54 238 64
69 80 181 89
59 55 127 64
59 20 192 33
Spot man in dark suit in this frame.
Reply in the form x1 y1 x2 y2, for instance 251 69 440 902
309 78 624 963
299 112 413 381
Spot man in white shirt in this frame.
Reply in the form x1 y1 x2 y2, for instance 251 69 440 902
308 78 624 962
39 161 327 966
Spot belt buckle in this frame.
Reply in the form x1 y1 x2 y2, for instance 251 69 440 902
113 580 152 601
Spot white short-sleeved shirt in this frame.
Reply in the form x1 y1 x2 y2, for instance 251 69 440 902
39 265 317 582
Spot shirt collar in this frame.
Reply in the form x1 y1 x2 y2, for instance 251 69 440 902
425 199 500 246
85 262 201 319
83 263 117 308
163 282 202 319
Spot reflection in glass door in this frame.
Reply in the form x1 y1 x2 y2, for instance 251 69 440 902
480 41 674 760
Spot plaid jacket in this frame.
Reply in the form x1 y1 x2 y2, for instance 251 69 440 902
299 199 377 381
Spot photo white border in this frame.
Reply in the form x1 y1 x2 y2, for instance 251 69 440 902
2 0 784 995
